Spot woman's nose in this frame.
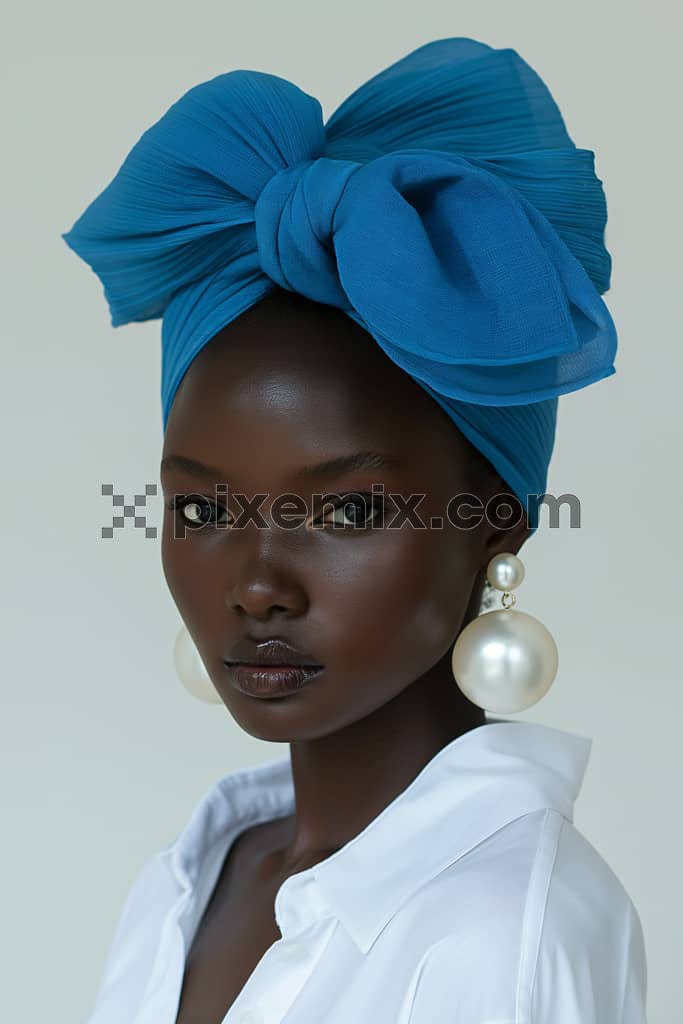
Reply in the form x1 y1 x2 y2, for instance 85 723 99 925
224 526 309 620
227 574 309 619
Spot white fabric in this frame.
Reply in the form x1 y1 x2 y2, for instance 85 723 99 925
84 720 647 1023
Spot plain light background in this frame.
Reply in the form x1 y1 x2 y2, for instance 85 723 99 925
2 2 681 1021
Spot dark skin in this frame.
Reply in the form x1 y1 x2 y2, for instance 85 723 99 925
161 289 530 1023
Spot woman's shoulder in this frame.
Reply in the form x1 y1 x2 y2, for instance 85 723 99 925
84 754 294 1022
82 848 176 1023
404 807 647 1023
529 811 647 1021
545 810 642 929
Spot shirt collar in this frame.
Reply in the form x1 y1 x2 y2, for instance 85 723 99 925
163 719 591 956
311 719 591 953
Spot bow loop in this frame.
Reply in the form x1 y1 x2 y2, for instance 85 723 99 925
250 147 616 403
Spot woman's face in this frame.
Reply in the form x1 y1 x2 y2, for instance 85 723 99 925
161 291 526 741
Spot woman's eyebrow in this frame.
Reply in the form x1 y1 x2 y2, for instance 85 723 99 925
160 454 223 480
160 450 401 482
293 450 402 481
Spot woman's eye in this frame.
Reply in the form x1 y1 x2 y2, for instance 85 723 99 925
165 494 382 530
319 495 383 529
166 496 231 528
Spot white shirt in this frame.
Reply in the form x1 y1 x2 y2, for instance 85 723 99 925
84 720 647 1024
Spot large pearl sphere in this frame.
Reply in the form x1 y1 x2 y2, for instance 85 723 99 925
173 625 223 704
486 552 525 592
451 609 558 714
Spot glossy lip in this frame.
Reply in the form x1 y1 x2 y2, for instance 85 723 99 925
224 637 322 669
226 664 324 699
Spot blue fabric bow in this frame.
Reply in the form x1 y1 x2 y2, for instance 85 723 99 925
61 37 617 528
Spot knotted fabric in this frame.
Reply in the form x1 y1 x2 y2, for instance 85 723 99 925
61 37 617 527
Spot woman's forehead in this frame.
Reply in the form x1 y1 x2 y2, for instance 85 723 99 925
168 295 438 432
162 292 487 491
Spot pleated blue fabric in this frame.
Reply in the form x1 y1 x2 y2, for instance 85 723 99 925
61 37 617 528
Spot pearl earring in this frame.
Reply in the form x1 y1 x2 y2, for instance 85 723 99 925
173 624 223 704
451 553 558 714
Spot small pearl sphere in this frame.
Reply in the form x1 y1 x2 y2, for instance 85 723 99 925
486 552 525 592
451 609 558 714
173 626 223 704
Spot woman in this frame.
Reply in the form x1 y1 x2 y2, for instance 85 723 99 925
62 37 647 1024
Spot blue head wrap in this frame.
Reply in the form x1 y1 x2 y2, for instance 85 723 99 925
61 37 616 530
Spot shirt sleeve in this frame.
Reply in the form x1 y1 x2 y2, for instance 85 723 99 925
530 819 648 1024
618 900 649 1023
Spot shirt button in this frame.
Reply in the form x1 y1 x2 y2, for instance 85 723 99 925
235 1010 263 1024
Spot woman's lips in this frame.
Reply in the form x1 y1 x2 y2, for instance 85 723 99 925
226 664 323 699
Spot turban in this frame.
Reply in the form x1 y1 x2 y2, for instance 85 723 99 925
61 37 617 530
